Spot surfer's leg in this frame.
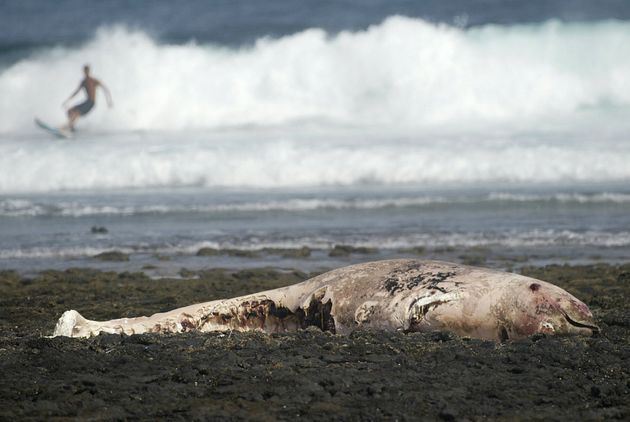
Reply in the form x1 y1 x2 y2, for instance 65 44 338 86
63 108 80 131
64 99 93 131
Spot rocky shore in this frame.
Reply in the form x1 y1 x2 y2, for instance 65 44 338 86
1 263 628 420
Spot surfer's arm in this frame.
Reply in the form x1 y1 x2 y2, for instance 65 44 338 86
62 83 83 107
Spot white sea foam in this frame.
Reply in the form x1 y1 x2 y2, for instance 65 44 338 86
0 246 128 260
0 133 629 193
2 192 629 217
1 18 630 192
486 192 630 204
1 229 628 260
0 196 446 217
360 230 630 249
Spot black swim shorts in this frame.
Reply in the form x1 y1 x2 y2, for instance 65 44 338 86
71 99 95 116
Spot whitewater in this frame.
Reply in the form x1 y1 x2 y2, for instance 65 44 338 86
1 17 630 193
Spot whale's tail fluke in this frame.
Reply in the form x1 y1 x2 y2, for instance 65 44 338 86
52 310 88 337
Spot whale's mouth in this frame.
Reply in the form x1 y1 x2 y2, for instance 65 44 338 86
561 310 600 335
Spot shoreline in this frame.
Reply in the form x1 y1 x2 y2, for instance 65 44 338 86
4 242 629 281
1 263 629 420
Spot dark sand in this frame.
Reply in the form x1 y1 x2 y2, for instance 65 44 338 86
1 264 629 421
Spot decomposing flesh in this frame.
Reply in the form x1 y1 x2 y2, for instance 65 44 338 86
53 260 599 342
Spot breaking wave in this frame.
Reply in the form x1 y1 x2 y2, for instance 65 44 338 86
2 17 630 131
1 17 630 192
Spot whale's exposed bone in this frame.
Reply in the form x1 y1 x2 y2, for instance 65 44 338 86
53 260 599 341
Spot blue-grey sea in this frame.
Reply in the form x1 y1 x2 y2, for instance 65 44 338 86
1 0 629 275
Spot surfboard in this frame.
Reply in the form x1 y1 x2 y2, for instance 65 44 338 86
34 118 73 139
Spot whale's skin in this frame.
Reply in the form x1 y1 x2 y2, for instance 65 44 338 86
52 260 599 341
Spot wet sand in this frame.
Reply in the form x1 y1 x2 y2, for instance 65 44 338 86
1 263 629 420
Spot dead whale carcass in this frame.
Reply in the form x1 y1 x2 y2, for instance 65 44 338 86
53 259 599 341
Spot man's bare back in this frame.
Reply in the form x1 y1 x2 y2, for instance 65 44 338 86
63 64 113 131
81 76 100 102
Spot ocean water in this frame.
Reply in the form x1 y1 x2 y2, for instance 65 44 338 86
1 0 629 275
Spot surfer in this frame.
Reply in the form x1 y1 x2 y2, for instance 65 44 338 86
62 64 113 131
